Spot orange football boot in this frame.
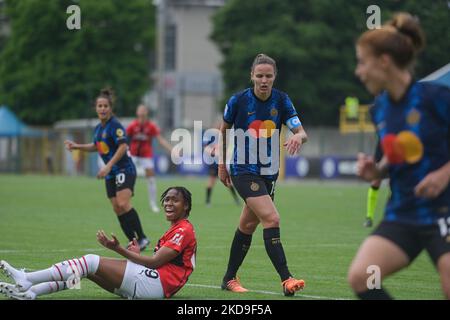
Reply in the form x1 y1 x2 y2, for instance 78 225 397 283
282 277 305 296
222 277 248 293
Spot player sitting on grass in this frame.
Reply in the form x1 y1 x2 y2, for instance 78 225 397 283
0 187 196 300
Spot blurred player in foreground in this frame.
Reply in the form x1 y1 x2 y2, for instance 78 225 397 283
219 53 308 296
348 13 450 299
0 187 196 300
126 105 173 212
64 88 150 250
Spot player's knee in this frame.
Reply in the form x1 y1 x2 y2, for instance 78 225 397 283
115 200 131 213
83 254 100 275
347 267 369 293
112 204 123 214
111 204 119 213
240 221 258 234
262 213 279 228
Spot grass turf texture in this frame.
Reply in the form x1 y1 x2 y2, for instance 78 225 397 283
0 174 443 300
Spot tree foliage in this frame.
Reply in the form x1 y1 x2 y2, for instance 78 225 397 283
0 0 155 125
211 0 450 126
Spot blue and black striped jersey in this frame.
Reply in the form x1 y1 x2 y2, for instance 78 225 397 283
93 116 136 180
370 81 450 225
223 88 301 181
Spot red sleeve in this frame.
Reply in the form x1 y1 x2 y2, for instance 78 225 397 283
162 227 193 253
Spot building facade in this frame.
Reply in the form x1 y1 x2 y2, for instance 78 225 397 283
154 0 226 131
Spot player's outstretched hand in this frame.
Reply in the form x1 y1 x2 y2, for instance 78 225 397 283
127 238 141 254
97 230 120 250
415 167 450 199
171 146 183 161
283 133 303 155
64 140 76 151
356 153 379 181
96 165 112 179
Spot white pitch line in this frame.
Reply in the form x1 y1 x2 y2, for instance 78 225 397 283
0 242 356 254
186 283 350 300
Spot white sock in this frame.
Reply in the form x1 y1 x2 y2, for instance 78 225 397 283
147 177 157 206
29 281 67 298
25 254 100 285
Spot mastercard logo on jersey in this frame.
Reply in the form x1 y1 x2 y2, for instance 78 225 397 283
381 131 423 165
248 120 277 138
96 141 110 154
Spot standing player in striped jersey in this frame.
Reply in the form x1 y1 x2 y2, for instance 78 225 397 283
0 187 196 300
348 13 450 299
126 105 173 213
64 88 150 250
218 53 308 296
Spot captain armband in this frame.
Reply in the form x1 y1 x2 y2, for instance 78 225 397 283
286 116 302 130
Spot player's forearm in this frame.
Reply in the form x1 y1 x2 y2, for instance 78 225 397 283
374 157 389 180
76 143 97 152
114 246 163 269
157 136 173 153
291 126 308 144
438 161 450 184
104 144 127 168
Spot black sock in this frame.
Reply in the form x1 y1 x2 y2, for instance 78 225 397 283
128 208 147 240
118 208 147 241
263 227 291 281
357 288 392 300
223 229 252 283
118 212 136 241
229 186 239 203
370 185 380 191
206 187 212 204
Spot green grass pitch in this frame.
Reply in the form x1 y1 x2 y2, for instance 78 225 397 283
0 174 443 300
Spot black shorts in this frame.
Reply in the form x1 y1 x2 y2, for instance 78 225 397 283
230 174 276 201
208 163 218 177
372 220 450 264
105 172 136 199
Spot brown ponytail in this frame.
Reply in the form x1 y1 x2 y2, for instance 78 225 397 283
97 87 116 107
357 12 426 70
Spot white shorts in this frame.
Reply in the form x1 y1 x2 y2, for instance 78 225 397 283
114 261 164 299
131 156 155 170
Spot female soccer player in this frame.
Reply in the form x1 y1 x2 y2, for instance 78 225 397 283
218 53 308 296
0 187 196 300
64 88 150 250
348 13 450 299
126 104 173 213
